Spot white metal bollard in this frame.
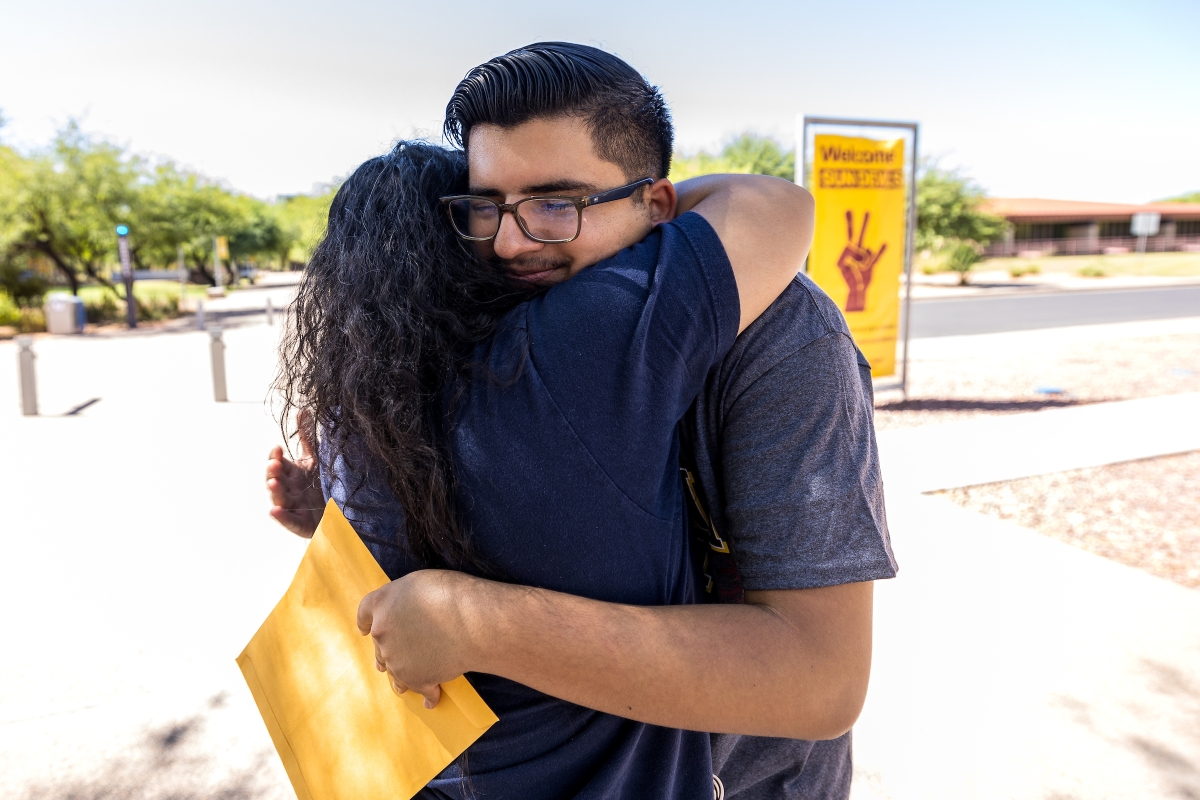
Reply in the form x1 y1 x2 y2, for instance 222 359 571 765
209 326 228 402
196 299 206 330
16 336 38 416
266 296 274 326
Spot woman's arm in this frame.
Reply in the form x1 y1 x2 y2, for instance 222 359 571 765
674 174 815 333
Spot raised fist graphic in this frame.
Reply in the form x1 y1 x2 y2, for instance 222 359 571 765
836 210 887 312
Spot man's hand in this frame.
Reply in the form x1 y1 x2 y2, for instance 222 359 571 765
266 409 325 538
357 570 480 709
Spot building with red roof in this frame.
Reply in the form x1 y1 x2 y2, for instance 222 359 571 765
979 198 1200 257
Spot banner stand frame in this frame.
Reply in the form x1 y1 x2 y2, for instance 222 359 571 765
800 116 919 399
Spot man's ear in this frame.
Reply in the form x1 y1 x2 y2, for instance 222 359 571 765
645 178 678 225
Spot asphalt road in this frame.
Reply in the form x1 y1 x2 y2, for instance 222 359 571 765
909 285 1200 338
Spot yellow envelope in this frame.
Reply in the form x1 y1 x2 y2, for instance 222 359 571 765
237 499 498 800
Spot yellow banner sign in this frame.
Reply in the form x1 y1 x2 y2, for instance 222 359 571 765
808 134 906 377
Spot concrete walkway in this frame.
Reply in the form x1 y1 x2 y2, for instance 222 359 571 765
1 318 1197 799
909 271 1200 300
0 324 300 798
876 391 1200 493
853 492 1200 800
857 360 1200 799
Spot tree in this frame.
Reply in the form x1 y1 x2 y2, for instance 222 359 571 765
670 133 795 182
273 186 338 267
0 121 308 293
0 111 45 308
0 261 49 308
134 165 303 282
133 164 263 284
4 122 141 295
1162 191 1200 203
0 141 25 260
228 195 289 267
915 162 1008 251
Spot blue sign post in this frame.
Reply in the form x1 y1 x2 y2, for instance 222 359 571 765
116 225 136 329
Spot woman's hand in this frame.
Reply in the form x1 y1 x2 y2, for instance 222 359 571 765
266 409 325 538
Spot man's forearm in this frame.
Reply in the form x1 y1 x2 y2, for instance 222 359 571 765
458 578 873 739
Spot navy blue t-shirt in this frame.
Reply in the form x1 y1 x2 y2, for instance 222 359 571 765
320 212 740 799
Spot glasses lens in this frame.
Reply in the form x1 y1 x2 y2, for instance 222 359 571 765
448 198 500 240
517 198 580 242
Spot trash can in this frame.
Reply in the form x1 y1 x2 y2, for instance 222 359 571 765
44 294 86 334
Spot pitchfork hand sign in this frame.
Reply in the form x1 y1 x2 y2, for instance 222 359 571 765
836 210 888 312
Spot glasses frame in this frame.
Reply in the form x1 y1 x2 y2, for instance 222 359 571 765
440 177 655 244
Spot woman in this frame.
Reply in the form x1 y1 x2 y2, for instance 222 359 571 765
273 140 808 799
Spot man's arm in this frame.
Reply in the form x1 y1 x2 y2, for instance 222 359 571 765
359 571 872 739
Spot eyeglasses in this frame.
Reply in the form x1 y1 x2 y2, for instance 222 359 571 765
440 178 654 244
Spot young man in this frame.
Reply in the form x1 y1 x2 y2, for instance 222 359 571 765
268 43 896 799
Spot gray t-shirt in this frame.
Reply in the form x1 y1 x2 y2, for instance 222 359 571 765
683 273 898 800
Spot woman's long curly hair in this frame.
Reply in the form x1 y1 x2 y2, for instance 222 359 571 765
274 141 530 571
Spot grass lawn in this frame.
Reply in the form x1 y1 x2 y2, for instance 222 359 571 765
980 251 1200 278
48 280 211 304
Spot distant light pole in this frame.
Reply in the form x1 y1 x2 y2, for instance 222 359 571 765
177 244 187 309
116 225 136 329
213 236 223 289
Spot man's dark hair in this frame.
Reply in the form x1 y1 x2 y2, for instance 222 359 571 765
444 42 673 181
275 141 530 573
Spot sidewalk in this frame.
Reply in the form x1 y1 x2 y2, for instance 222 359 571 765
0 324 298 798
908 269 1200 300
1 320 1197 799
854 382 1200 799
876 392 1200 493
854 492 1200 800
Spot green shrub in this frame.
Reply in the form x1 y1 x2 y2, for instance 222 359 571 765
84 292 122 324
137 294 179 321
1010 264 1041 278
1 287 47 332
0 291 21 326
945 240 983 285
0 299 47 333
81 289 180 324
0 264 50 308
1079 265 1108 278
19 307 45 332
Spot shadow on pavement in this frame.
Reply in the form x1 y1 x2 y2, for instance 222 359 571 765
874 397 1111 414
63 398 102 416
18 694 287 800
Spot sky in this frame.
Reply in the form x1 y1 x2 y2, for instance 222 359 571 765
1 0 1197 203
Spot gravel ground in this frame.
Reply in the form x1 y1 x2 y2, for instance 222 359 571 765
937 450 1200 589
875 319 1200 430
878 318 1200 589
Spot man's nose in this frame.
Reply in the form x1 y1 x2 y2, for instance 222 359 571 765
492 211 543 261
